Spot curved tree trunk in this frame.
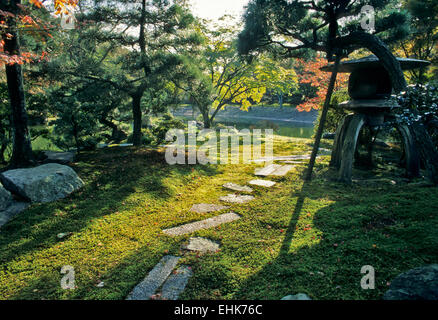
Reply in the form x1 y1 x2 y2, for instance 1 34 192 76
99 117 127 143
334 31 407 92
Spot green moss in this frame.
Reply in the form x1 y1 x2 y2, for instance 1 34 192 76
0 137 437 300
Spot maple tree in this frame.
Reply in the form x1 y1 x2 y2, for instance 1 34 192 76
0 0 77 65
295 56 348 112
0 0 78 167
173 20 298 128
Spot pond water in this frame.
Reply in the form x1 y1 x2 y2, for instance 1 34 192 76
214 117 315 139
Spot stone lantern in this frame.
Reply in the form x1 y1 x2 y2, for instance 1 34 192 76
321 55 430 183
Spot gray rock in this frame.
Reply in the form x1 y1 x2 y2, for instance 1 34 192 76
271 165 294 176
248 179 276 188
223 183 253 193
183 237 220 253
57 232 73 240
281 293 312 300
0 201 30 228
255 164 294 177
163 212 241 237
0 163 84 203
0 182 13 211
383 265 438 300
160 265 193 300
43 151 76 164
190 204 229 214
254 164 283 176
126 255 181 300
219 194 255 204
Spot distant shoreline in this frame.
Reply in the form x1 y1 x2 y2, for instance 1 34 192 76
215 114 316 125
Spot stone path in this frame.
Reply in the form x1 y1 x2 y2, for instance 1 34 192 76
182 237 220 253
248 179 276 188
252 149 331 163
254 164 282 176
190 203 229 213
220 194 255 204
254 164 294 177
127 149 302 300
126 255 181 300
163 213 241 237
223 183 253 193
160 266 193 300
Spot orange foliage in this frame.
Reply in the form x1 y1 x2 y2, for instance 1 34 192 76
0 0 78 65
296 56 348 112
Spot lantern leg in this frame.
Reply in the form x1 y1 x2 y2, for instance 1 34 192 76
330 113 355 169
397 124 420 178
339 114 366 183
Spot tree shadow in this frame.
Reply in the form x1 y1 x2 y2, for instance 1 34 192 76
0 146 220 267
231 173 436 300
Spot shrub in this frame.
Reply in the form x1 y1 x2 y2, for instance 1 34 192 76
393 82 438 148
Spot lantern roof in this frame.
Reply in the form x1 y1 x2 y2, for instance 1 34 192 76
321 55 430 73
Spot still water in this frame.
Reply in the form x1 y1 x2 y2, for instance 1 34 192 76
214 117 315 139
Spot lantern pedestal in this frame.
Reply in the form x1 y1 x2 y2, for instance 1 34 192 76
330 100 420 183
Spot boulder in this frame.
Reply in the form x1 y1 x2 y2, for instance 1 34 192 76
0 201 30 228
383 265 438 300
0 182 13 211
0 163 84 203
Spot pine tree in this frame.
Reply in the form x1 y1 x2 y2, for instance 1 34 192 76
70 0 199 146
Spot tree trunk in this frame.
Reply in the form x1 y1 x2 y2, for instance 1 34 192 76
3 0 34 168
99 117 127 142
200 109 212 128
305 55 341 181
131 94 143 146
278 93 284 108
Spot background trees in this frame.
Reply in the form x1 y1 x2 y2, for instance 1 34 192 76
71 0 199 146
396 0 438 83
173 19 298 128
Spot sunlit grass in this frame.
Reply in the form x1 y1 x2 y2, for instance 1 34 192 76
0 136 437 300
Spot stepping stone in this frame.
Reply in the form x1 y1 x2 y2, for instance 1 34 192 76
163 213 240 237
254 164 283 176
279 160 305 164
126 255 181 300
160 266 193 300
220 194 255 204
190 204 229 214
252 155 312 162
223 183 253 193
289 155 311 160
248 179 276 188
271 165 294 176
182 237 220 253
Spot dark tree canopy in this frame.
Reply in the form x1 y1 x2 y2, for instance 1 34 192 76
239 0 410 57
238 0 411 92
